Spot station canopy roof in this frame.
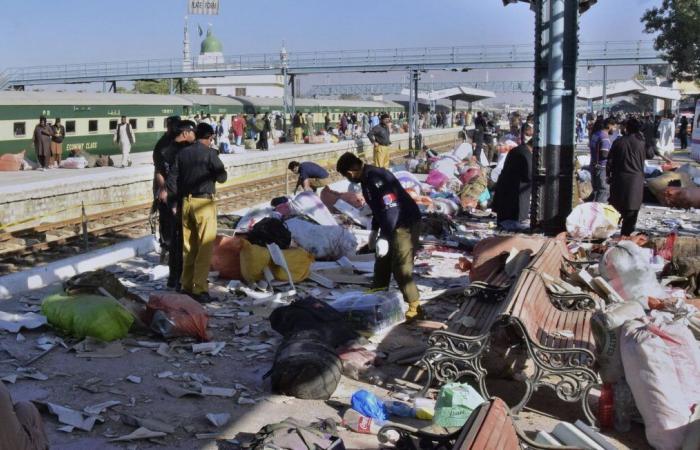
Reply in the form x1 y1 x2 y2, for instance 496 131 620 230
576 79 681 102
400 86 496 103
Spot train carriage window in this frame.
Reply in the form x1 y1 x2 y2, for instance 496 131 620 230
129 119 137 129
65 120 76 134
235 88 246 96
13 122 26 137
88 120 98 133
147 119 155 129
109 120 118 130
163 118 168 128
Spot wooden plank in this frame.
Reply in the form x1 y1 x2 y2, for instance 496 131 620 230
473 401 509 450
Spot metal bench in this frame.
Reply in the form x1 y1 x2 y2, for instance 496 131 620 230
419 239 599 424
378 397 580 450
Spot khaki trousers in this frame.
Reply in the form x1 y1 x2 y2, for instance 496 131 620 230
293 127 303 144
0 382 49 450
50 141 62 166
373 145 390 169
181 196 217 295
309 177 329 190
372 224 420 305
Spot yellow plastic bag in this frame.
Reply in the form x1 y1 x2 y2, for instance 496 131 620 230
240 239 271 283
271 247 314 282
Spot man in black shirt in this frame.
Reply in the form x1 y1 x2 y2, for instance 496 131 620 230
167 123 228 302
336 152 423 321
156 120 195 289
367 113 392 169
288 160 329 193
153 116 181 264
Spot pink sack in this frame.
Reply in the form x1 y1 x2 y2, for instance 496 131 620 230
459 168 481 185
426 170 449 190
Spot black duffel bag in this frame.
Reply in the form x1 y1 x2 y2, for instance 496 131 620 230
268 330 343 400
247 217 292 249
269 297 358 348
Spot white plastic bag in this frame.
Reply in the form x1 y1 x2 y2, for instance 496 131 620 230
599 240 667 304
289 192 337 226
565 202 620 240
621 316 700 450
235 206 281 232
285 218 357 260
60 156 88 169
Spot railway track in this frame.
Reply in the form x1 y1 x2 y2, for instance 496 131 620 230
0 141 455 274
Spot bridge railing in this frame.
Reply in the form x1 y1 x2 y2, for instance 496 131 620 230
1 41 660 85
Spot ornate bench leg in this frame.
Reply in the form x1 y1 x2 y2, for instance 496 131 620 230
549 292 599 312
418 330 490 398
508 320 598 425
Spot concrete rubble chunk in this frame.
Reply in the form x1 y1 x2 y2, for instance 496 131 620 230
0 311 47 333
43 402 100 432
126 375 142 384
206 412 231 427
191 341 226 356
84 400 121 416
109 427 167 442
122 414 176 434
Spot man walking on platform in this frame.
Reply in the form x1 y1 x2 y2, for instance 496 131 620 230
336 152 423 321
167 123 227 302
50 118 65 168
367 113 392 169
114 115 135 168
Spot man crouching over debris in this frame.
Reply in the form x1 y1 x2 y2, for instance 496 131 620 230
336 152 423 321
0 382 48 450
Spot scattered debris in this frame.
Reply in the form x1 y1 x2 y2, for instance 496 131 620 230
192 341 226 356
109 427 167 442
126 375 142 384
206 412 231 427
0 311 47 333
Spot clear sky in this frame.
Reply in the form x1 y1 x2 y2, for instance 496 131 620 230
0 0 663 102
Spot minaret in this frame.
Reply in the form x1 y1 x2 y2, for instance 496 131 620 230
183 15 191 70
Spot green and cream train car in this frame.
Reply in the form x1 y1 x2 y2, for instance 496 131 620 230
0 91 404 159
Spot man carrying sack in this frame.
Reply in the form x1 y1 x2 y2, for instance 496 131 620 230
336 152 423 321
167 123 227 303
367 113 392 169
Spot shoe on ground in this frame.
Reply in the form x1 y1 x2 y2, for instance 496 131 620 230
190 292 216 304
404 303 426 323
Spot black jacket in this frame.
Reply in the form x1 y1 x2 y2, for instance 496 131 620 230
607 133 654 212
493 144 532 223
360 164 420 239
166 142 227 199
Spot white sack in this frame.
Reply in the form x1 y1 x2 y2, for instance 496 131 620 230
285 218 357 260
565 202 620 240
290 192 337 226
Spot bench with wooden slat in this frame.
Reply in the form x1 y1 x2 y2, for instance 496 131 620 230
378 397 581 450
419 238 599 425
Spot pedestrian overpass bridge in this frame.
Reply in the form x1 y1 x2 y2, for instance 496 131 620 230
0 40 664 90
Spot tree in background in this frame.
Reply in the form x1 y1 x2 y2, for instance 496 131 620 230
132 78 201 94
642 0 700 81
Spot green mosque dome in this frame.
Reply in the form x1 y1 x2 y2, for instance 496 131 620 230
200 29 223 54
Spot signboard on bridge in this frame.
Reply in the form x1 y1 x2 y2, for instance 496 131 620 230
188 0 219 15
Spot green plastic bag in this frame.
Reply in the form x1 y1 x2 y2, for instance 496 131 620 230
41 293 133 342
432 382 485 428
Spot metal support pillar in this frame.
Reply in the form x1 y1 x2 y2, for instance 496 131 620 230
412 70 421 152
601 65 607 115
282 68 289 135
531 0 578 234
169 78 174 94
176 78 183 94
408 71 415 152
290 74 297 118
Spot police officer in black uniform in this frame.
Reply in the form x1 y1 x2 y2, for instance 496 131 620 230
336 152 424 321
157 120 196 289
153 116 181 263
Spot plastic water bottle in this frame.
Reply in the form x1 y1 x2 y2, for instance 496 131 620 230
342 409 382 434
384 399 415 418
614 381 633 433
598 383 614 430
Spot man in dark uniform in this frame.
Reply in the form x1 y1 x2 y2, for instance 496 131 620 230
367 113 392 169
167 123 227 303
288 160 329 193
153 116 181 263
157 120 196 289
336 152 423 321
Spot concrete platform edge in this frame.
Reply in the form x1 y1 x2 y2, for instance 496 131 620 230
0 235 158 299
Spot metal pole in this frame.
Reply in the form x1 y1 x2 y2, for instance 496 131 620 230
413 70 421 152
601 65 607 115
408 71 414 151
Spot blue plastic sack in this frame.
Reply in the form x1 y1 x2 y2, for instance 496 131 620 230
351 389 388 421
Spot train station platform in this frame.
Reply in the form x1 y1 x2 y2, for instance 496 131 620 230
0 128 461 232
